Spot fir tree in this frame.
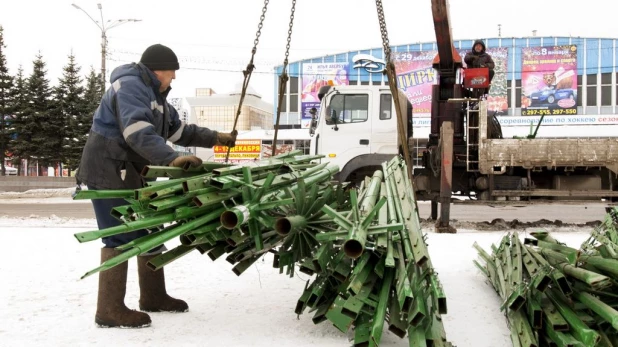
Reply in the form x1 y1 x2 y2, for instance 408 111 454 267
23 53 53 172
53 53 85 175
83 66 102 115
8 66 28 174
70 67 102 172
0 26 13 176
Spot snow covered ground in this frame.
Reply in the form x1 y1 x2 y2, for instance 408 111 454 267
0 189 595 346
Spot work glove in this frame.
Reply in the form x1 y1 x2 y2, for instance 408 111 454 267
168 155 203 168
216 130 238 147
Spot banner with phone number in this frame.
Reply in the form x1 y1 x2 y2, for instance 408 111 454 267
521 45 578 116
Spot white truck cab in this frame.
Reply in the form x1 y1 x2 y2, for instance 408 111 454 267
309 85 413 183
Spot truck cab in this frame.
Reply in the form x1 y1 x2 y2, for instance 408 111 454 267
309 85 413 183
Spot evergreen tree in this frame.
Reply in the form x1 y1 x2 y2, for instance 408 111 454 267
24 53 53 173
9 66 28 175
83 66 102 115
53 53 85 175
0 26 13 176
70 67 101 172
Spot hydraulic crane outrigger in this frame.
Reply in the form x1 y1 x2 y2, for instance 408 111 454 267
428 0 465 233
371 0 489 233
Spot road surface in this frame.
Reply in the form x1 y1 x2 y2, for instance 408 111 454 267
0 199 611 224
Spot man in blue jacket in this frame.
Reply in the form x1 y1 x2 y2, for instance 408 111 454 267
76 44 237 328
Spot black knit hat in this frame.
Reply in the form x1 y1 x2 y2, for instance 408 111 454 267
140 44 179 71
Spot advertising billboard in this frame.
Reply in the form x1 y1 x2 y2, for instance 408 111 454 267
521 45 578 116
392 47 509 116
301 62 349 127
213 139 261 163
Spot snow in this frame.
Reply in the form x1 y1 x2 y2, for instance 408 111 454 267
0 189 596 346
0 187 77 200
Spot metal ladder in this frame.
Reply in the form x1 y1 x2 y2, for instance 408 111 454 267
466 100 480 172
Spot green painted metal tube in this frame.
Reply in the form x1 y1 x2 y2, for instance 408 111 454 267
546 289 601 346
110 205 131 222
206 243 228 260
312 242 333 273
526 293 543 330
193 190 241 208
146 245 196 271
529 230 561 244
425 312 452 347
395 243 414 313
353 313 372 346
147 183 185 200
275 215 307 236
181 222 225 246
574 291 618 330
148 187 214 211
408 326 428 347
431 273 447 315
578 255 618 278
232 256 261 276
360 170 383 213
346 252 374 296
541 293 569 331
343 200 387 259
220 205 250 229
140 165 208 179
529 248 573 295
508 309 538 347
528 239 579 264
135 180 186 201
544 323 584 347
384 165 416 264
551 261 613 290
387 289 407 338
74 213 177 243
521 245 551 292
72 189 134 200
80 208 225 279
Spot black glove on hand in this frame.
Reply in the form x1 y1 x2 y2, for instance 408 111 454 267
168 155 203 168
216 130 238 147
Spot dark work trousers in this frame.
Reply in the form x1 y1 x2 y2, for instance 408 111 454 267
88 184 163 253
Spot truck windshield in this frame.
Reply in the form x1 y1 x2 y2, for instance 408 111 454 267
325 94 369 124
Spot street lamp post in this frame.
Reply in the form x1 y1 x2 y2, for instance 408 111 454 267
71 3 141 93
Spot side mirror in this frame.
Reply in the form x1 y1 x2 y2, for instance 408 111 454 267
309 117 317 137
330 109 339 131
330 109 338 124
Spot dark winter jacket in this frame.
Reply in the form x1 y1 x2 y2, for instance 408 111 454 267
464 40 495 70
76 63 218 189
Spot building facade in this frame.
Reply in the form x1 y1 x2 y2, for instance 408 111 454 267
182 84 274 161
273 36 618 138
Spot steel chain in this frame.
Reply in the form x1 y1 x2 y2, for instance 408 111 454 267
253 0 270 53
284 0 296 63
226 0 270 163
272 0 297 156
374 0 414 180
374 0 391 62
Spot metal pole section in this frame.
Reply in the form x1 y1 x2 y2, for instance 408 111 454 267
101 31 106 94
437 121 456 233
71 3 141 92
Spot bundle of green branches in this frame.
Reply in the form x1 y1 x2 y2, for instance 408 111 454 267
474 207 618 347
73 150 342 278
293 156 453 347
73 153 452 346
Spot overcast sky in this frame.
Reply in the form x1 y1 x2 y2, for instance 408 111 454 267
0 0 614 103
